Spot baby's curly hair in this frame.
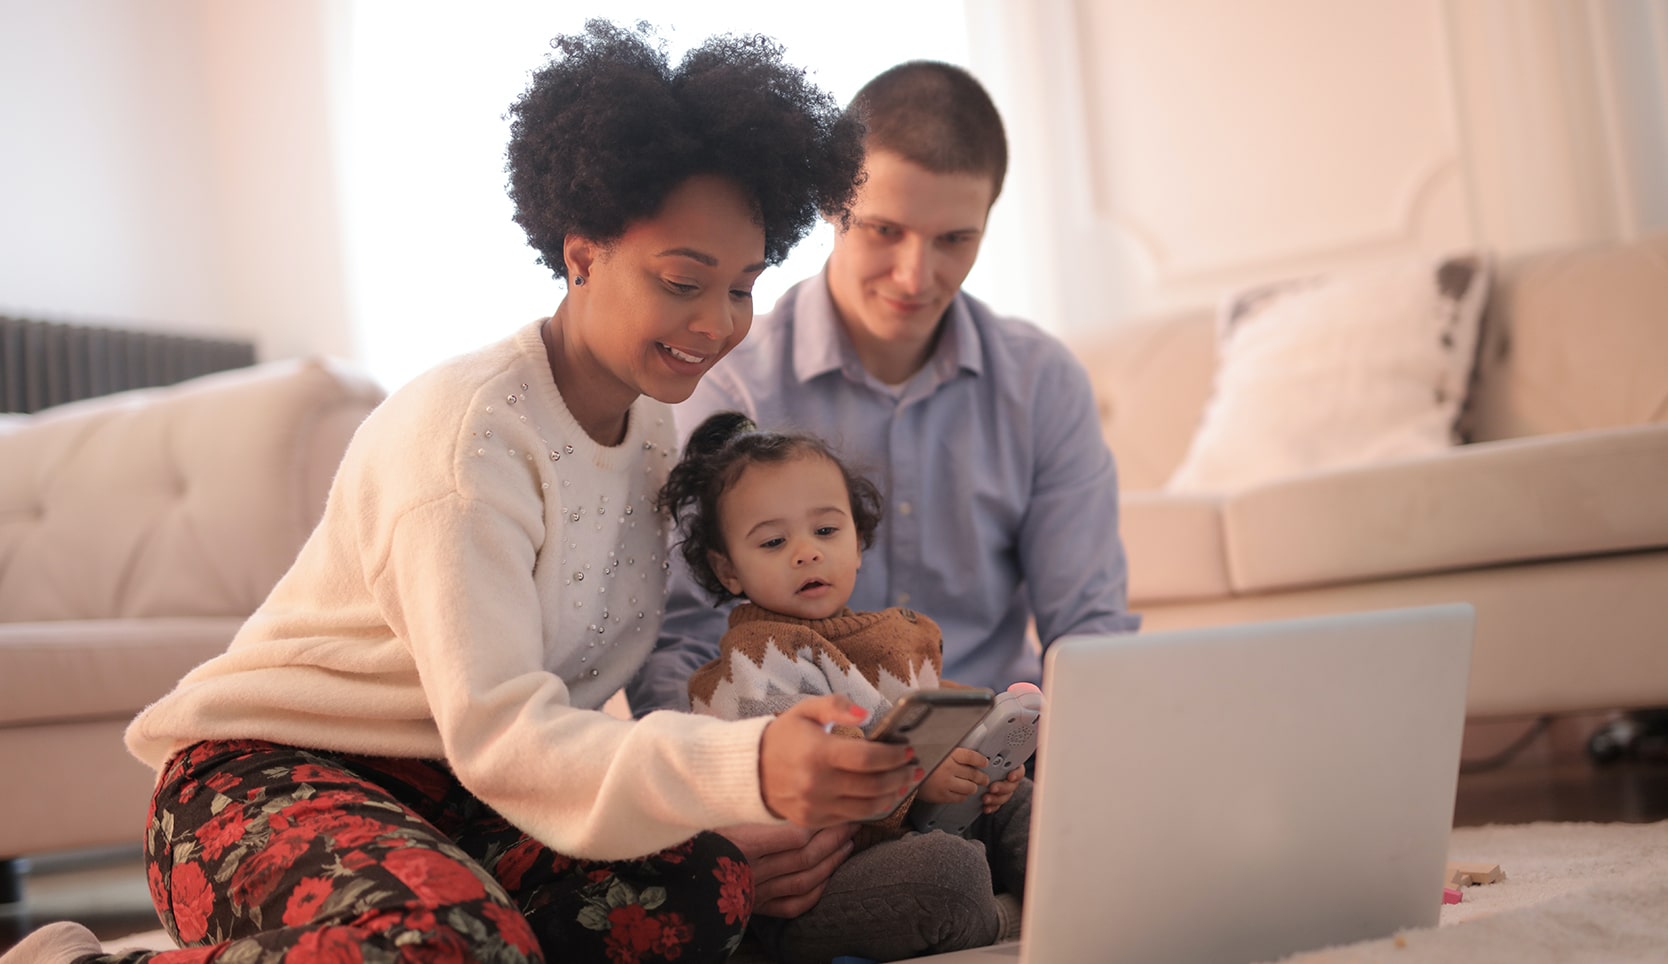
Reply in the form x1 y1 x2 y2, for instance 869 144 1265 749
659 412 884 604
506 20 865 279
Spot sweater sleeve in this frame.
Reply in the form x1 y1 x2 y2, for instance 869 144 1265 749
375 495 778 859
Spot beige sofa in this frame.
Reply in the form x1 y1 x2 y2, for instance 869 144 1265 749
1072 233 1668 721
0 359 382 872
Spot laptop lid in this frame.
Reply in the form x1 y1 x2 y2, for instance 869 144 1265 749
908 603 1475 964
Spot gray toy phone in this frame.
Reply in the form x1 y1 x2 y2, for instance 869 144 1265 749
909 686 1044 835
866 688 995 797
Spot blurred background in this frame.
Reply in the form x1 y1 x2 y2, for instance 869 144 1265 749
2 0 1664 391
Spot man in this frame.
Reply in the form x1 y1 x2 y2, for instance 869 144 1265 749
629 61 1140 920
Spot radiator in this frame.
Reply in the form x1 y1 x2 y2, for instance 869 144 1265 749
0 317 256 414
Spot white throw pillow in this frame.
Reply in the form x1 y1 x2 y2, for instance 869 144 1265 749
1166 253 1490 493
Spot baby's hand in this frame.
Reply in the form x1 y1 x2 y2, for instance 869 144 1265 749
980 765 1024 813
916 746 990 805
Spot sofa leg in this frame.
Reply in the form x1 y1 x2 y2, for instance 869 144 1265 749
0 857 23 904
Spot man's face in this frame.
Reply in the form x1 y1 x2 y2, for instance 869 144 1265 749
825 148 995 377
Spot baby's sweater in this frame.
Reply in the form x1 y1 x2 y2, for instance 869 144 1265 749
689 604 945 722
126 318 776 860
689 603 946 848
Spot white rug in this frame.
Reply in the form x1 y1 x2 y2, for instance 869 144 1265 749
104 820 1668 962
1273 819 1668 963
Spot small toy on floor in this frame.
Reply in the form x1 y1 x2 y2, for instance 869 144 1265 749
1446 860 1506 886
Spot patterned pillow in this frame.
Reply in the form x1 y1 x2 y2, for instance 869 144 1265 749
1166 253 1491 493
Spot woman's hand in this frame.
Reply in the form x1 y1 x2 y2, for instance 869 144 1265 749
758 695 920 826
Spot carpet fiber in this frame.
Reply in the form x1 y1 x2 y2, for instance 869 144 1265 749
1274 819 1668 963
104 820 1668 962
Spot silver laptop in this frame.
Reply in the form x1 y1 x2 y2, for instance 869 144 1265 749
906 603 1474 964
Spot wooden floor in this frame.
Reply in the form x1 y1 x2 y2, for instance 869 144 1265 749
5 747 1667 954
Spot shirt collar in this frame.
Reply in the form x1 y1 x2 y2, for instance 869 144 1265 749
790 262 986 388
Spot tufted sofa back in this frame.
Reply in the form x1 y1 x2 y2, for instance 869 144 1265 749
0 358 384 621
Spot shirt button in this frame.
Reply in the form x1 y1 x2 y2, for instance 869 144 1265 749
898 501 913 517
897 592 911 606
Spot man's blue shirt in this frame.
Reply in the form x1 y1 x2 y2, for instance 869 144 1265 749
628 268 1140 713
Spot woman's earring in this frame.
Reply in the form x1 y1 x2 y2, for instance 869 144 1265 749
573 276 586 287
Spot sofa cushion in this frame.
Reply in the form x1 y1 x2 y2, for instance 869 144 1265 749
0 617 241 727
1222 423 1668 593
1462 232 1668 442
1166 253 1490 493
0 359 382 621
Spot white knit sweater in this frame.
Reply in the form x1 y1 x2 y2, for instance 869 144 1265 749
125 319 776 859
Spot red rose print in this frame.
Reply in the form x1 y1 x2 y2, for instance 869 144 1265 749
170 861 213 943
605 904 661 964
282 876 335 926
495 837 543 891
653 912 693 957
197 804 249 861
230 828 314 908
205 771 242 795
713 856 753 926
147 862 167 910
374 757 454 802
293 927 366 964
342 851 376 872
482 902 539 954
383 848 488 904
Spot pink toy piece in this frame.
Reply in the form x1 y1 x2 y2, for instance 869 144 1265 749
1442 886 1463 905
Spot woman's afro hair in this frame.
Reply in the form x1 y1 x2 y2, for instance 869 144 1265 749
505 20 865 280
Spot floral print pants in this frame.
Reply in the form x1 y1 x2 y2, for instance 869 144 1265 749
97 739 752 964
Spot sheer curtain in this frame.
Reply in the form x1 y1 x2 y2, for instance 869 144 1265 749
337 1 976 391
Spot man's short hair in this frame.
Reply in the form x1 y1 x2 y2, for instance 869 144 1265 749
847 61 1008 203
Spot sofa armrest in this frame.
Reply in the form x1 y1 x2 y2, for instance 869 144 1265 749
1068 308 1217 492
1121 491 1234 604
1222 423 1668 593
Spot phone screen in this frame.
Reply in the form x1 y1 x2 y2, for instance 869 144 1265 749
868 689 995 789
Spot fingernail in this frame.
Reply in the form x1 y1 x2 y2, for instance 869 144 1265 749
913 767 925 781
848 704 869 721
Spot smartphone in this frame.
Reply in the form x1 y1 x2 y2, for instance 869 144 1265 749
866 688 996 793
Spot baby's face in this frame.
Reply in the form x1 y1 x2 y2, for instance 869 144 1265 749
711 454 862 620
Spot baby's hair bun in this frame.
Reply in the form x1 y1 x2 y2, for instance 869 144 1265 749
686 410 756 459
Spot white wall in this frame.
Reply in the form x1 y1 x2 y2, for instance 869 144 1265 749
5 0 1663 372
0 0 354 363
0 1 226 332
966 0 1668 336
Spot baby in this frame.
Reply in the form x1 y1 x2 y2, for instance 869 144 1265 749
658 411 1031 963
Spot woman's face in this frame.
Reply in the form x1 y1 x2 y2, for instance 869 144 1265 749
562 175 767 425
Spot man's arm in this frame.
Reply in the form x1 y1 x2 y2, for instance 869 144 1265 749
626 552 732 716
1017 350 1143 649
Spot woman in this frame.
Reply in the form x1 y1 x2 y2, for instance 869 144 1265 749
7 21 909 964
